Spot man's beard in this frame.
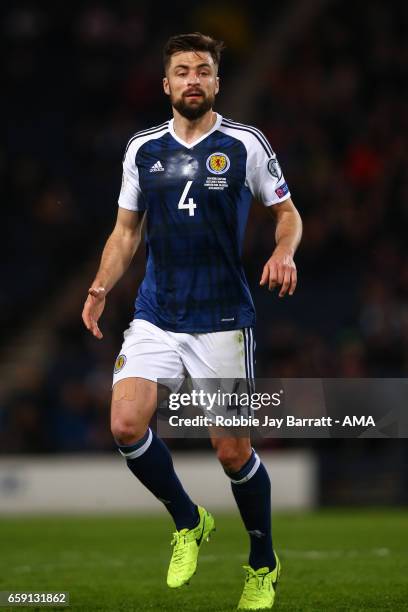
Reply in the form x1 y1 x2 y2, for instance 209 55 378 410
171 92 215 120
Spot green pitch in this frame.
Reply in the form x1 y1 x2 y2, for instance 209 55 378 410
0 510 407 611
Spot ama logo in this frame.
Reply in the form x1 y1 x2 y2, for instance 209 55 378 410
342 416 376 427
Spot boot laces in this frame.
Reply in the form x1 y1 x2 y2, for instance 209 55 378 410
170 531 188 564
243 565 269 591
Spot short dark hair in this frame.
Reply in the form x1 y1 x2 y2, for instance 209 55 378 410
163 32 225 72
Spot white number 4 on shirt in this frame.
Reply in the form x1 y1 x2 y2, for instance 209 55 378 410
178 180 197 217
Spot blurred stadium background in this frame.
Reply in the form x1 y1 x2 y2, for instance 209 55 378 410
1 0 408 518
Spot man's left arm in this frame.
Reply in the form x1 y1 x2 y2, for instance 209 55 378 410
260 197 303 297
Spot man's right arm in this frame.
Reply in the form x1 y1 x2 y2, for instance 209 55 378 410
82 208 145 339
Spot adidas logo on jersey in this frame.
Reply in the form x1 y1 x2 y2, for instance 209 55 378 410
149 161 164 172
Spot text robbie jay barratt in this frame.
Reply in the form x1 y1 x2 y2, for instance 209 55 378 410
167 415 376 428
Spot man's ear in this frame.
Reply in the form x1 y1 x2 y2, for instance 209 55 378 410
215 76 220 95
163 77 170 96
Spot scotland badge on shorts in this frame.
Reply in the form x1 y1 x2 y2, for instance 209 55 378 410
206 152 230 174
114 354 127 374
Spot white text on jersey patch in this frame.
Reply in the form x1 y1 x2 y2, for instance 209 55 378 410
204 176 228 190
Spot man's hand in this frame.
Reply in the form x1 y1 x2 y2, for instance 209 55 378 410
260 248 297 297
82 287 106 339
81 209 145 339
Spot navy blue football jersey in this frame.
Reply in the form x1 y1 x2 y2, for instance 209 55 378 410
118 113 291 332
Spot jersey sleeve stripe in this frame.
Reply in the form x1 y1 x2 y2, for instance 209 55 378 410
221 117 274 155
221 121 271 157
125 122 169 155
221 118 274 158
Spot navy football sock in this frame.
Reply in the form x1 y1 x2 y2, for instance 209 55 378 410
117 428 199 530
226 449 276 571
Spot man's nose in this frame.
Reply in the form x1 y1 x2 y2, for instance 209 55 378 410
187 72 200 85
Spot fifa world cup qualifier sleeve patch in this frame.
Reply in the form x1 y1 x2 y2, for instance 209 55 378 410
253 154 291 205
267 158 282 181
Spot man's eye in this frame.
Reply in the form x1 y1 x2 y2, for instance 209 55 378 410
200 72 209 76
177 72 187 77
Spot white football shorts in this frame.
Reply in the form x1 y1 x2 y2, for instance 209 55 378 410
112 319 255 394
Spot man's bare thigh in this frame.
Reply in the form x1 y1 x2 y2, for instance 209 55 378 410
111 377 169 436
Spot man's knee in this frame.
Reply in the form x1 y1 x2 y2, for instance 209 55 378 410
111 420 146 446
110 400 147 445
215 439 252 473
